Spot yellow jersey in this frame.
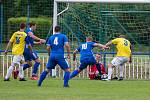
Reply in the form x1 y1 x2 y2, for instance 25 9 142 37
111 38 131 58
10 31 27 55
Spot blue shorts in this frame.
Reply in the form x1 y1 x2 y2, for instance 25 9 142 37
79 57 96 70
46 54 69 70
23 50 39 61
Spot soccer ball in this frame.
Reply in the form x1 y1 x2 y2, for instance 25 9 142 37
101 74 108 79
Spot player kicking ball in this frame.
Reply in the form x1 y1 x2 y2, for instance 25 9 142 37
4 23 32 81
103 35 132 81
38 26 71 87
70 37 108 80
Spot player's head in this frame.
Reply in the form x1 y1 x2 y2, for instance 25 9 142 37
86 36 93 42
29 22 36 31
95 53 102 61
54 25 61 33
119 34 126 38
20 23 26 29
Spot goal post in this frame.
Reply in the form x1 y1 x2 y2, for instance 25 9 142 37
52 0 150 77
53 0 150 32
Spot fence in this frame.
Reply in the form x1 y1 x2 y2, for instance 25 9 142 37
0 52 149 79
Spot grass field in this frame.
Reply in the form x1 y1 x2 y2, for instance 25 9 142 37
0 78 150 100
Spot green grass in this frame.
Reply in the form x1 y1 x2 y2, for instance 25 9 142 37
0 78 150 100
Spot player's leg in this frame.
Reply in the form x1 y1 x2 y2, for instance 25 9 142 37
4 59 15 81
18 59 26 81
13 54 32 79
118 57 128 80
23 51 32 70
5 56 20 81
70 61 87 79
31 51 40 79
38 57 56 86
58 58 70 87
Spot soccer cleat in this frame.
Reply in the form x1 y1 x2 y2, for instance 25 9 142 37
112 77 118 80
13 70 19 79
30 75 38 80
4 78 10 81
118 77 123 81
19 78 27 81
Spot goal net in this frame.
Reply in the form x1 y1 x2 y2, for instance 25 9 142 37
54 0 150 53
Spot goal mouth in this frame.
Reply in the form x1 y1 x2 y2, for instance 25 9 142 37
53 1 150 52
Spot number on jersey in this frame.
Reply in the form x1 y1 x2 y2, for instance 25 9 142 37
53 37 58 45
82 43 87 49
124 39 128 46
15 37 20 44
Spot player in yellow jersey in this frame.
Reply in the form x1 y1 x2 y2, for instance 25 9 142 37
104 35 132 81
4 23 32 81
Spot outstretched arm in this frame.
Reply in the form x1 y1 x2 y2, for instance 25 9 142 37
28 32 46 43
105 41 112 47
93 43 108 50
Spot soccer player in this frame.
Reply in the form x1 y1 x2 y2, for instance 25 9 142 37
104 35 132 81
70 37 108 79
4 23 32 81
38 26 70 87
14 22 46 80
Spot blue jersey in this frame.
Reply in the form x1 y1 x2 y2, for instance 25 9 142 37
77 42 96 61
47 33 68 57
25 28 34 47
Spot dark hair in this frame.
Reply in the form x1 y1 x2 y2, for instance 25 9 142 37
29 22 36 27
119 35 126 38
20 23 26 29
54 26 61 32
96 53 102 56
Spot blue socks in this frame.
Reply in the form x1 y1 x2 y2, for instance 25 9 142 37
38 71 48 86
64 72 70 87
32 62 40 75
70 70 79 79
23 64 30 70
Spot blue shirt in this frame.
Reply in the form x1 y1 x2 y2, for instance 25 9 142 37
77 42 96 61
47 33 68 56
25 28 34 47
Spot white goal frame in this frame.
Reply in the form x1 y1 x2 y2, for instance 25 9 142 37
52 0 150 77
53 0 150 34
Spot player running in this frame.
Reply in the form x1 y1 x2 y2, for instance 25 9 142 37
38 26 71 87
104 35 132 81
14 22 46 80
4 23 32 81
70 37 108 79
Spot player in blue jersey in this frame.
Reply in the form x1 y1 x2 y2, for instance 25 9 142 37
38 26 70 87
13 22 46 80
70 37 108 79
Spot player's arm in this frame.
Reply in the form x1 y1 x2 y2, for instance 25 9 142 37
129 45 132 63
25 36 33 53
28 32 46 43
73 49 78 61
93 43 108 50
65 42 70 59
46 46 51 56
105 41 112 47
5 33 15 55
4 41 13 55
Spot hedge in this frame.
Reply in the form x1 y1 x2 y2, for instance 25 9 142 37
7 17 52 39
